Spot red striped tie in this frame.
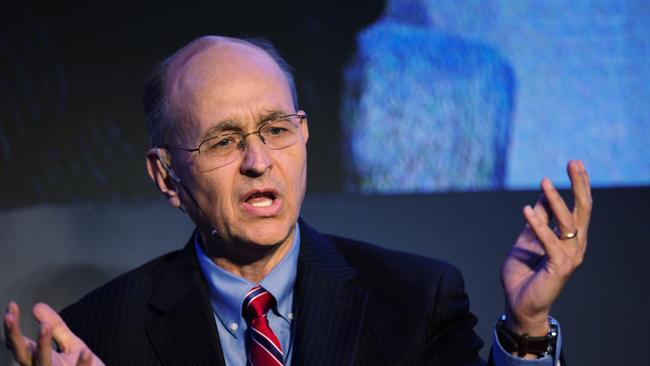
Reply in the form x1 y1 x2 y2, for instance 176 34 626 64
243 286 284 366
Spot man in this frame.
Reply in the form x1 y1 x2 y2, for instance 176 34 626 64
4 35 591 365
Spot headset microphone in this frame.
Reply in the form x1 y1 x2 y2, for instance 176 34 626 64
156 148 182 183
155 148 218 236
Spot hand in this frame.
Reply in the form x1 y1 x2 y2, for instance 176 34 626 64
4 302 105 366
501 160 592 337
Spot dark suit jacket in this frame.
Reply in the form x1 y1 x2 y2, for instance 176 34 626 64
61 221 487 365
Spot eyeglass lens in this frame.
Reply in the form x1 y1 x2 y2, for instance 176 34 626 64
197 115 303 168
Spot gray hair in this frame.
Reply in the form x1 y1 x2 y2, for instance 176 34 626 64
143 36 299 148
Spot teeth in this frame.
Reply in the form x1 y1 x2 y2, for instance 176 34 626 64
251 198 273 207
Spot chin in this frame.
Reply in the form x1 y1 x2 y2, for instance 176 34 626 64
240 218 295 247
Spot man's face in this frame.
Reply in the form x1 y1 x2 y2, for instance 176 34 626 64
166 39 308 248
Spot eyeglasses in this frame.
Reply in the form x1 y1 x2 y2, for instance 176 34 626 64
162 113 306 169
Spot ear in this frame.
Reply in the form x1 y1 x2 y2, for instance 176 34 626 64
298 110 309 143
146 148 182 209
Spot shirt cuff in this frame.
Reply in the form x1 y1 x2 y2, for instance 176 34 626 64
491 317 562 366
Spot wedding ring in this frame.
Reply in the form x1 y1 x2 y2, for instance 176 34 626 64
554 227 578 240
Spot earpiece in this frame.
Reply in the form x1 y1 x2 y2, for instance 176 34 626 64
156 148 182 183
155 148 185 212
154 148 217 236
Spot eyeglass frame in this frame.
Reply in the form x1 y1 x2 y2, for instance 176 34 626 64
158 112 307 160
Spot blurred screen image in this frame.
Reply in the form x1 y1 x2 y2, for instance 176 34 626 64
342 0 649 193
1 0 648 209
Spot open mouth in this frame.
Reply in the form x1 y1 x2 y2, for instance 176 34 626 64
245 191 277 208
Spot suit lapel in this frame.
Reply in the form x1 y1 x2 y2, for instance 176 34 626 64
293 221 368 366
147 240 226 366
144 223 367 366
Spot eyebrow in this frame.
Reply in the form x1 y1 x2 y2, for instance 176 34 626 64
201 109 292 140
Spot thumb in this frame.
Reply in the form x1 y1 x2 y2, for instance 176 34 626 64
32 303 86 352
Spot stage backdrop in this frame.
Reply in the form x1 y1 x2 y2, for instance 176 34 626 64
1 1 648 208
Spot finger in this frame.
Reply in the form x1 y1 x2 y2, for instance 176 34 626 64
523 205 560 259
569 160 593 229
36 323 52 366
513 223 547 258
533 194 552 225
76 348 93 366
4 302 33 365
32 303 84 352
540 178 576 237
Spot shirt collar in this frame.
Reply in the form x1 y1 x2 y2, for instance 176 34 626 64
195 223 301 337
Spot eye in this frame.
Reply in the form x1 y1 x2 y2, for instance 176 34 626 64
262 119 295 137
267 126 288 136
204 134 239 151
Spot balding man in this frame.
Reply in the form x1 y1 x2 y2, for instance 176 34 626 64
4 36 592 366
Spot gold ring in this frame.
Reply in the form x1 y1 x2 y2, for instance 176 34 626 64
554 227 578 240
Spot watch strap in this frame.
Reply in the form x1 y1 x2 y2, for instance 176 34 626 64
496 315 558 358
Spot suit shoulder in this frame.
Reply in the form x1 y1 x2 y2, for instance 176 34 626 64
325 234 459 289
87 248 180 293
328 234 453 271
60 249 181 321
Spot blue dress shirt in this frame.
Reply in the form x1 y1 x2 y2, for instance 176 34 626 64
195 224 300 366
196 223 561 365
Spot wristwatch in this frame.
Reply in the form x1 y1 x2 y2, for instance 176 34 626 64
496 314 559 358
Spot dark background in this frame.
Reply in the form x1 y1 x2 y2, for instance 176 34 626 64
0 1 386 207
1 2 648 365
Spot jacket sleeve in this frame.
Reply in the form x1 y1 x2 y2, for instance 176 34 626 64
423 263 487 366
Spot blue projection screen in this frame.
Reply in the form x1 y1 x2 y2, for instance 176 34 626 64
342 0 650 193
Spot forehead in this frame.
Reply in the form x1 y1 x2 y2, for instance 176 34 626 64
167 39 294 137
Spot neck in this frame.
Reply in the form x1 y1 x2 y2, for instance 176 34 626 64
200 229 295 283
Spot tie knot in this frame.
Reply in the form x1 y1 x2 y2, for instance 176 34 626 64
242 286 275 320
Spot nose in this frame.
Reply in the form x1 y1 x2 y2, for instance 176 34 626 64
239 133 272 177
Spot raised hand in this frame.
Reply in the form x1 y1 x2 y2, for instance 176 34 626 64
4 302 104 366
501 160 592 337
